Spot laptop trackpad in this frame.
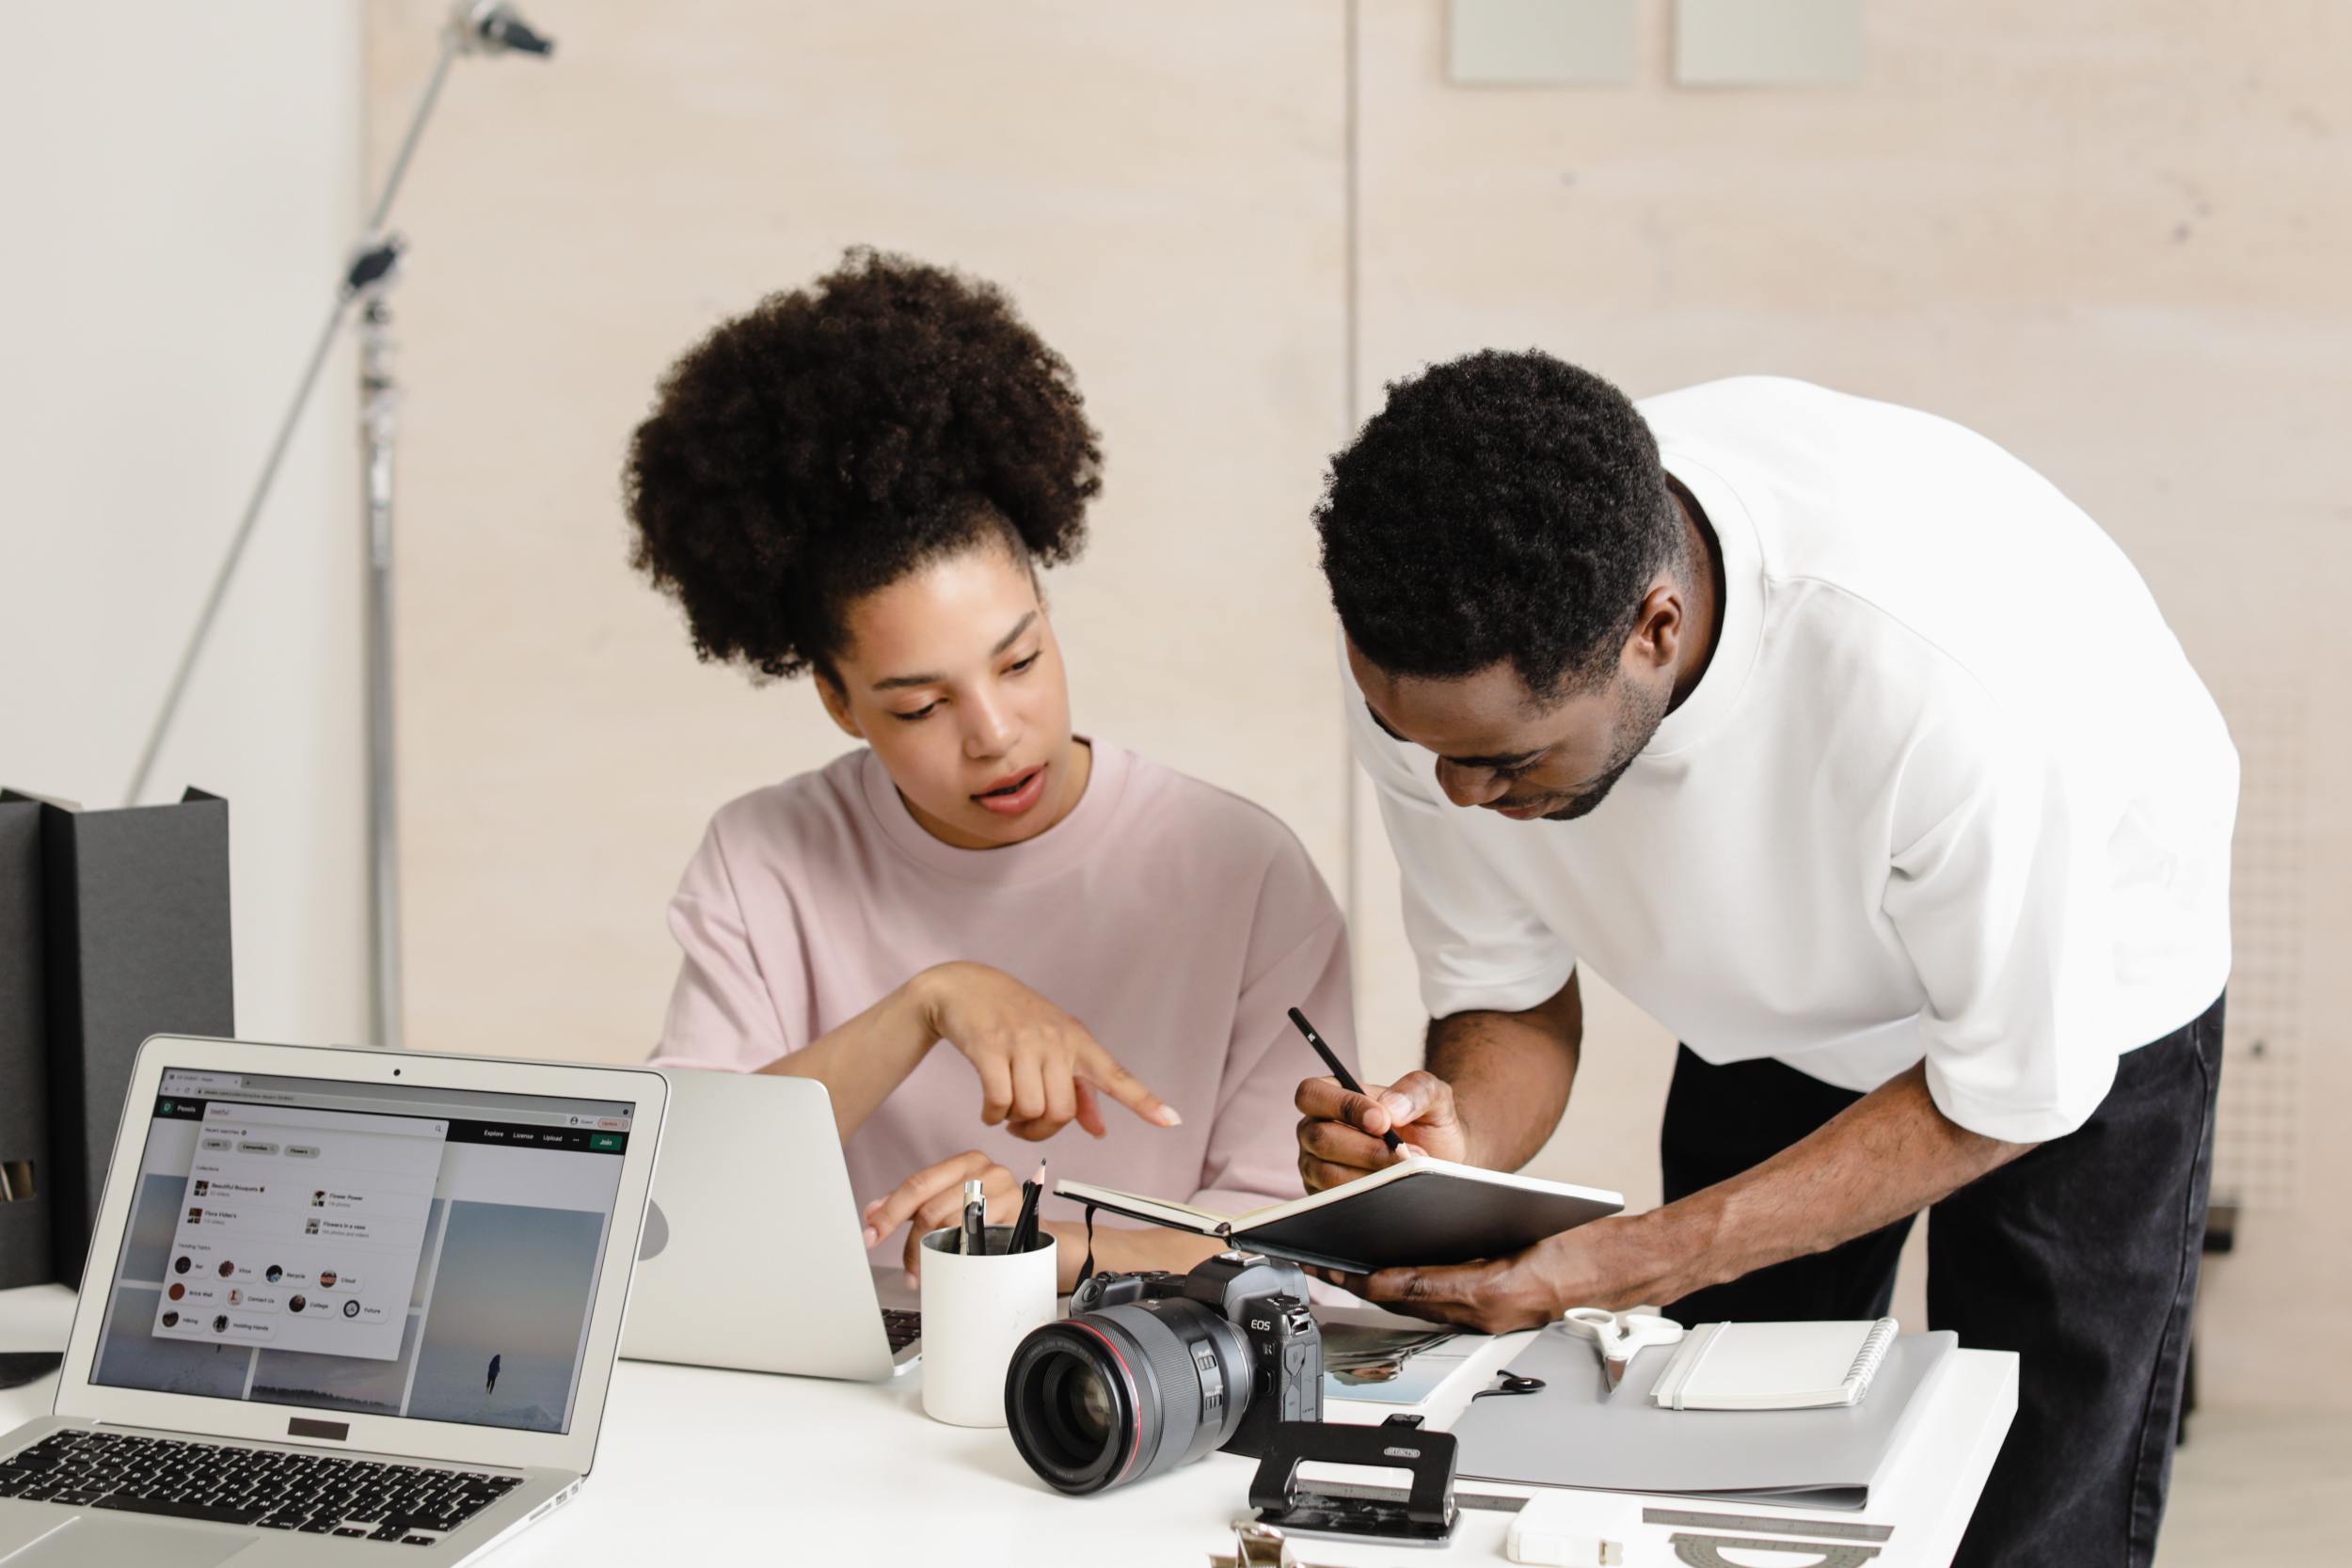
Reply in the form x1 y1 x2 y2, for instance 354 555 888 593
2 1514 255 1566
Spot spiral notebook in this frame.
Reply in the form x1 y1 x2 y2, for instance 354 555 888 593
1648 1318 1900 1411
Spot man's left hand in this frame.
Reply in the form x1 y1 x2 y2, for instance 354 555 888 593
1311 1215 1676 1333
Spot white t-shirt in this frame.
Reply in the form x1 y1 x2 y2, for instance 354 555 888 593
1353 376 2236 1143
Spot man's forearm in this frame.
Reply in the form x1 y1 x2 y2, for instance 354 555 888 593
1426 977 1582 1171
1327 1053 2045 1333
1633 1063 2033 1306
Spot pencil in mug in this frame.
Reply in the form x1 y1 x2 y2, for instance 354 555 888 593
1009 1159 1046 1255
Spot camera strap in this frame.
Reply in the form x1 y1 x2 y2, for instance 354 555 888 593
1079 1202 1098 1281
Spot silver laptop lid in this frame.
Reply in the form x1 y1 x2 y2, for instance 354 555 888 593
57 1037 666 1477
623 1069 898 1380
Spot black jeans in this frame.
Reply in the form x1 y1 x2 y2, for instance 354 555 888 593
1659 994 2223 1568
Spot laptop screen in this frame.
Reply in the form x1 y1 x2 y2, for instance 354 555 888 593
87 1066 637 1437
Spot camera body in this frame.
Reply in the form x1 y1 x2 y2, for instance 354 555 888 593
1007 1251 1322 1494
1069 1253 1322 1459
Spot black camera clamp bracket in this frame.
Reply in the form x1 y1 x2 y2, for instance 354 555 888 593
1243 1417 1459 1548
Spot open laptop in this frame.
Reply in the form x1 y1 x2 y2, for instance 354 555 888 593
0 1036 665 1564
622 1069 918 1380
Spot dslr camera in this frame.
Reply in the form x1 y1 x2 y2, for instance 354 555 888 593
1005 1252 1321 1495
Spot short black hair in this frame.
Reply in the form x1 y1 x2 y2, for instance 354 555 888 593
625 248 1100 682
1313 350 1682 699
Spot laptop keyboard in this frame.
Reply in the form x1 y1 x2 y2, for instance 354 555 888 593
882 1307 921 1352
0 1429 523 1545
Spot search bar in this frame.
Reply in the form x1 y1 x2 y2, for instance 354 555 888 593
204 1102 447 1139
202 1087 624 1129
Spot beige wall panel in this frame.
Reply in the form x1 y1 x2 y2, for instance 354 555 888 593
366 4 1348 1068
1353 0 2351 1405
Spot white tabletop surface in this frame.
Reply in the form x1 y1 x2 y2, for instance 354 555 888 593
2 1283 2015 1566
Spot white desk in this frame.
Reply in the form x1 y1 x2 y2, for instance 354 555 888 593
3 1283 2014 1566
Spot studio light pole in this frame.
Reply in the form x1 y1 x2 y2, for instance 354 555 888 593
124 1 555 1050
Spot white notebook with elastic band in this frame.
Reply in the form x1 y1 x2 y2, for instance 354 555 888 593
1647 1318 1900 1411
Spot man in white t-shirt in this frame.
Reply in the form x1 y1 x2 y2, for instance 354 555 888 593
1295 358 2234 1568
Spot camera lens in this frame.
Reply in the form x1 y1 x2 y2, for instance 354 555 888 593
1037 1356 1115 1463
1006 1302 1255 1495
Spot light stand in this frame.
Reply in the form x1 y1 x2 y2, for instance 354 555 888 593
124 2 553 1050
358 271 405 1054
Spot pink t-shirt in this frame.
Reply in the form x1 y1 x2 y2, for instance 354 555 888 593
650 739 1356 1251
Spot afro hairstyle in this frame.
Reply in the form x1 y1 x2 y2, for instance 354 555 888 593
1313 349 1684 700
625 248 1101 682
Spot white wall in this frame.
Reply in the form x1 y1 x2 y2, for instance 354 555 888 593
0 4 369 1050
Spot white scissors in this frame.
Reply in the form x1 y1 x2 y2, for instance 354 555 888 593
1555 1307 1685 1389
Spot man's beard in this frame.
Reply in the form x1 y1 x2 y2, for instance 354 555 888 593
1532 676 1671 823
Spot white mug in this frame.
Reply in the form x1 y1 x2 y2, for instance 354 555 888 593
918 1226 1057 1427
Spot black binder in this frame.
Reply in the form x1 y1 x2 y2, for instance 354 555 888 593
0 799 50 1289
1 788 236 1286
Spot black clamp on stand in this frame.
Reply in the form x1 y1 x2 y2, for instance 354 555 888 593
1246 1418 1459 1548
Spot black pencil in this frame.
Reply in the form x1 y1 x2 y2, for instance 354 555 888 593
1286 1006 1402 1153
1010 1160 1046 1254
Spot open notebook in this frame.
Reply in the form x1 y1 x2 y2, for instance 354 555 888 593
1056 1157 1624 1275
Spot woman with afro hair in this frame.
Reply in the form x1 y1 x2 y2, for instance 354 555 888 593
632 251 1357 1289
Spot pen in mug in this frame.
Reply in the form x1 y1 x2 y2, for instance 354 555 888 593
961 1178 988 1257
1286 1006 1402 1154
